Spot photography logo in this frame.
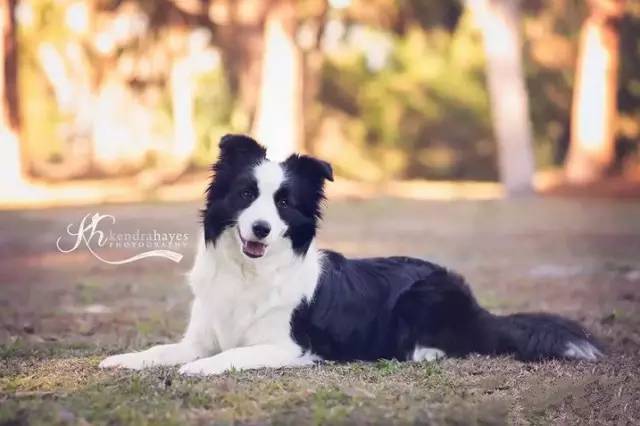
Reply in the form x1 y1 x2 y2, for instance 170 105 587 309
56 213 188 264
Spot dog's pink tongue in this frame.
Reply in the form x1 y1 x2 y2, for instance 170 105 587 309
244 241 266 257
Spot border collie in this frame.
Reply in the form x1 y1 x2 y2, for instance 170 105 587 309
100 134 603 375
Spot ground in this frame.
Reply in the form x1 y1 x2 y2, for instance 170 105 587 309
1 197 639 425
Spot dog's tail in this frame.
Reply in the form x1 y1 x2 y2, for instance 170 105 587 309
481 311 604 361
396 270 604 362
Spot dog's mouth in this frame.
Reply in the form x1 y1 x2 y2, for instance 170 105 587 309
238 230 267 258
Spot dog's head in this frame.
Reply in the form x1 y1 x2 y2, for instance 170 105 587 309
203 134 333 260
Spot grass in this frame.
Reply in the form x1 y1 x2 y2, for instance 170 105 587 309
4 342 636 425
1 197 640 424
0 348 485 425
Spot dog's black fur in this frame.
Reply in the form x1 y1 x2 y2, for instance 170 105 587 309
291 251 601 362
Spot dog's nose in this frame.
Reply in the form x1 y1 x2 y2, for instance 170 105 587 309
252 221 271 239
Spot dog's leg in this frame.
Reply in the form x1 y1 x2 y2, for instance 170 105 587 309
100 299 217 370
98 342 204 370
178 342 314 376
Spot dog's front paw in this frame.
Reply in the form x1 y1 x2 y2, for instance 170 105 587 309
178 358 230 376
99 352 152 370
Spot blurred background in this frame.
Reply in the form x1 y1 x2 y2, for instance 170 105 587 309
0 0 639 206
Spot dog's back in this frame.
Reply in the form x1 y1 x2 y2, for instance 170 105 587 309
291 251 603 363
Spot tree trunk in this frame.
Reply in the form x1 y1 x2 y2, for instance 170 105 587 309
170 55 196 164
565 0 624 184
215 0 267 125
252 0 303 160
0 0 23 184
301 2 328 153
470 0 535 196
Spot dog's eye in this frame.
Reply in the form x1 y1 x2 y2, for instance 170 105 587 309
277 199 289 208
241 190 255 200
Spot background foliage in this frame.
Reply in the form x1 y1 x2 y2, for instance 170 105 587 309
14 0 640 182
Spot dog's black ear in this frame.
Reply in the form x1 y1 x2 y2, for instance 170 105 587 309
206 134 265 205
284 154 334 184
282 154 333 253
202 135 265 245
311 157 334 182
218 134 266 165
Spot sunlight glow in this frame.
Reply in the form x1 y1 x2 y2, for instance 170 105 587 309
574 24 610 151
329 0 352 10
348 26 392 71
15 1 33 27
65 2 89 35
253 14 302 161
37 43 74 112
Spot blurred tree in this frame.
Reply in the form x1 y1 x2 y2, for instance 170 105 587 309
28 1 156 178
212 0 267 125
616 1 640 172
316 2 497 182
469 0 535 195
0 0 23 184
519 0 585 168
12 0 637 186
565 0 625 183
298 0 329 153
21 0 227 182
252 0 303 160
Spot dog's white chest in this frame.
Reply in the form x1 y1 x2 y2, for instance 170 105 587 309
208 273 295 350
189 238 321 352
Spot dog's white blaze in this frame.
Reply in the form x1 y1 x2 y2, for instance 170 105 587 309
237 160 288 246
412 346 446 362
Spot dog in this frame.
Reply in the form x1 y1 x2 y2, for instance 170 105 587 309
100 134 603 375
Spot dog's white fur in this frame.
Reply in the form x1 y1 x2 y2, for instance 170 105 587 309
563 340 603 362
412 347 446 362
100 161 321 375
